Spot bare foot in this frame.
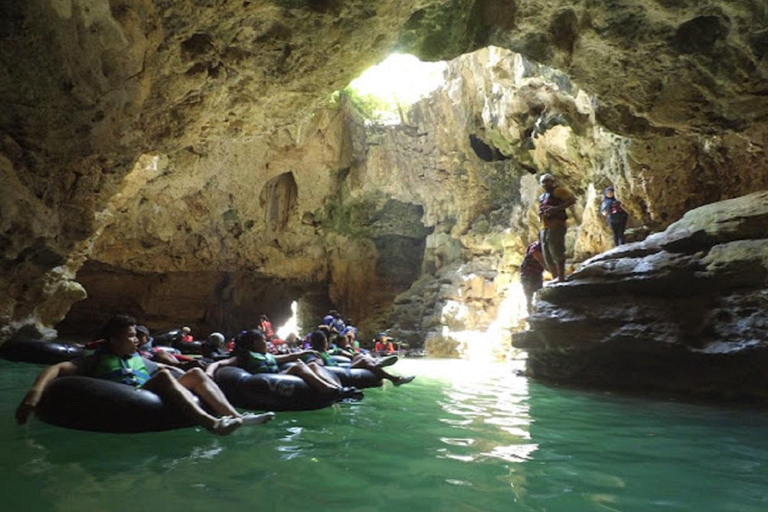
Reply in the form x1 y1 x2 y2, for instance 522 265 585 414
239 412 275 426
209 416 243 436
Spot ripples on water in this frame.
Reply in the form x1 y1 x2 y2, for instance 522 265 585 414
1 359 767 512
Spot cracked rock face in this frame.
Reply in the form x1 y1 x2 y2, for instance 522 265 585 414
513 191 768 402
2 0 768 349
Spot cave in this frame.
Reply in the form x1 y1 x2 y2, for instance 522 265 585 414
3 3 768 510
1 1 767 402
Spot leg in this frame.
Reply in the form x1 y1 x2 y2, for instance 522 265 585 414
351 358 414 385
284 360 340 394
142 369 240 435
539 229 555 275
522 279 535 314
177 368 275 426
610 222 621 246
616 220 627 246
177 368 240 417
550 225 568 281
308 361 343 387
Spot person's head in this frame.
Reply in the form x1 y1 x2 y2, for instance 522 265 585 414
181 326 191 334
378 332 388 342
234 329 267 356
539 173 556 191
604 186 615 198
285 333 298 346
259 314 269 321
102 315 138 355
309 330 328 352
207 332 225 349
135 325 150 346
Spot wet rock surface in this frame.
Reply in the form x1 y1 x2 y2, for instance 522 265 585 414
513 191 768 402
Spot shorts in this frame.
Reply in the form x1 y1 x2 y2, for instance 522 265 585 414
540 225 567 267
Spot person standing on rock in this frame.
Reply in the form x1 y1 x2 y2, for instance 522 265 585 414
538 173 576 282
600 186 629 246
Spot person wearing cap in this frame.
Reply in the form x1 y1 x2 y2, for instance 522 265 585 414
600 186 629 246
538 173 576 282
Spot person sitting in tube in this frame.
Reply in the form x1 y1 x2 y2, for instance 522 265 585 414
15 315 274 435
136 325 206 370
305 330 415 387
205 329 363 400
180 326 194 343
374 333 395 356
202 332 231 360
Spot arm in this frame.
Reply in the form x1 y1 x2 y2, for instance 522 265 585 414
16 361 80 424
204 356 238 377
154 350 181 365
274 350 320 364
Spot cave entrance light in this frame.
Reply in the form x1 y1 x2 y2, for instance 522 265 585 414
347 53 448 125
440 280 529 362
275 300 300 340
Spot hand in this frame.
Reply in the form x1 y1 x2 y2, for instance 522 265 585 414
541 206 558 218
15 400 36 425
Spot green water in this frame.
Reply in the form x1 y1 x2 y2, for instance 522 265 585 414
1 358 766 512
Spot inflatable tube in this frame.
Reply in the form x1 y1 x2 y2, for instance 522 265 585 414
175 341 203 355
329 355 352 366
0 339 85 365
214 367 341 411
152 329 182 346
324 366 383 389
35 377 194 433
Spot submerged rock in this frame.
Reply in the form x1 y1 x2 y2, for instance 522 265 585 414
513 191 768 403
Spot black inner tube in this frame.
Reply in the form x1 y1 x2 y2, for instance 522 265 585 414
214 367 342 411
0 339 84 365
35 376 194 433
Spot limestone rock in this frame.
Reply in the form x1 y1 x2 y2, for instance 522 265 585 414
513 191 768 402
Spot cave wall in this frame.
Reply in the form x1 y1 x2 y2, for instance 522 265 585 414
2 0 768 345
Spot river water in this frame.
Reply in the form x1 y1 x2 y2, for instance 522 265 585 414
1 358 766 512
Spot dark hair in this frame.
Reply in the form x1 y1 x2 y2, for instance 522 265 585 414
135 325 150 338
309 330 327 352
234 329 264 356
102 315 136 340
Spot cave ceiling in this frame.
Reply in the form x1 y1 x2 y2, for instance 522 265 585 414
1 0 768 338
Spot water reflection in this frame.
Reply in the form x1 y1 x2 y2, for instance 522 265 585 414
425 359 538 466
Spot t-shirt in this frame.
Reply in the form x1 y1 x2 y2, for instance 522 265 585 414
375 341 394 354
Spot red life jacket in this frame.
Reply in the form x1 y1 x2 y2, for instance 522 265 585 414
539 188 568 221
610 201 627 217
521 242 545 277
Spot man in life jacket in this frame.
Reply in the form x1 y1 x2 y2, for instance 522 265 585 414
538 173 576 282
15 315 274 434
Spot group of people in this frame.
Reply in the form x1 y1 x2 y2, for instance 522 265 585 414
520 174 630 312
16 312 415 435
